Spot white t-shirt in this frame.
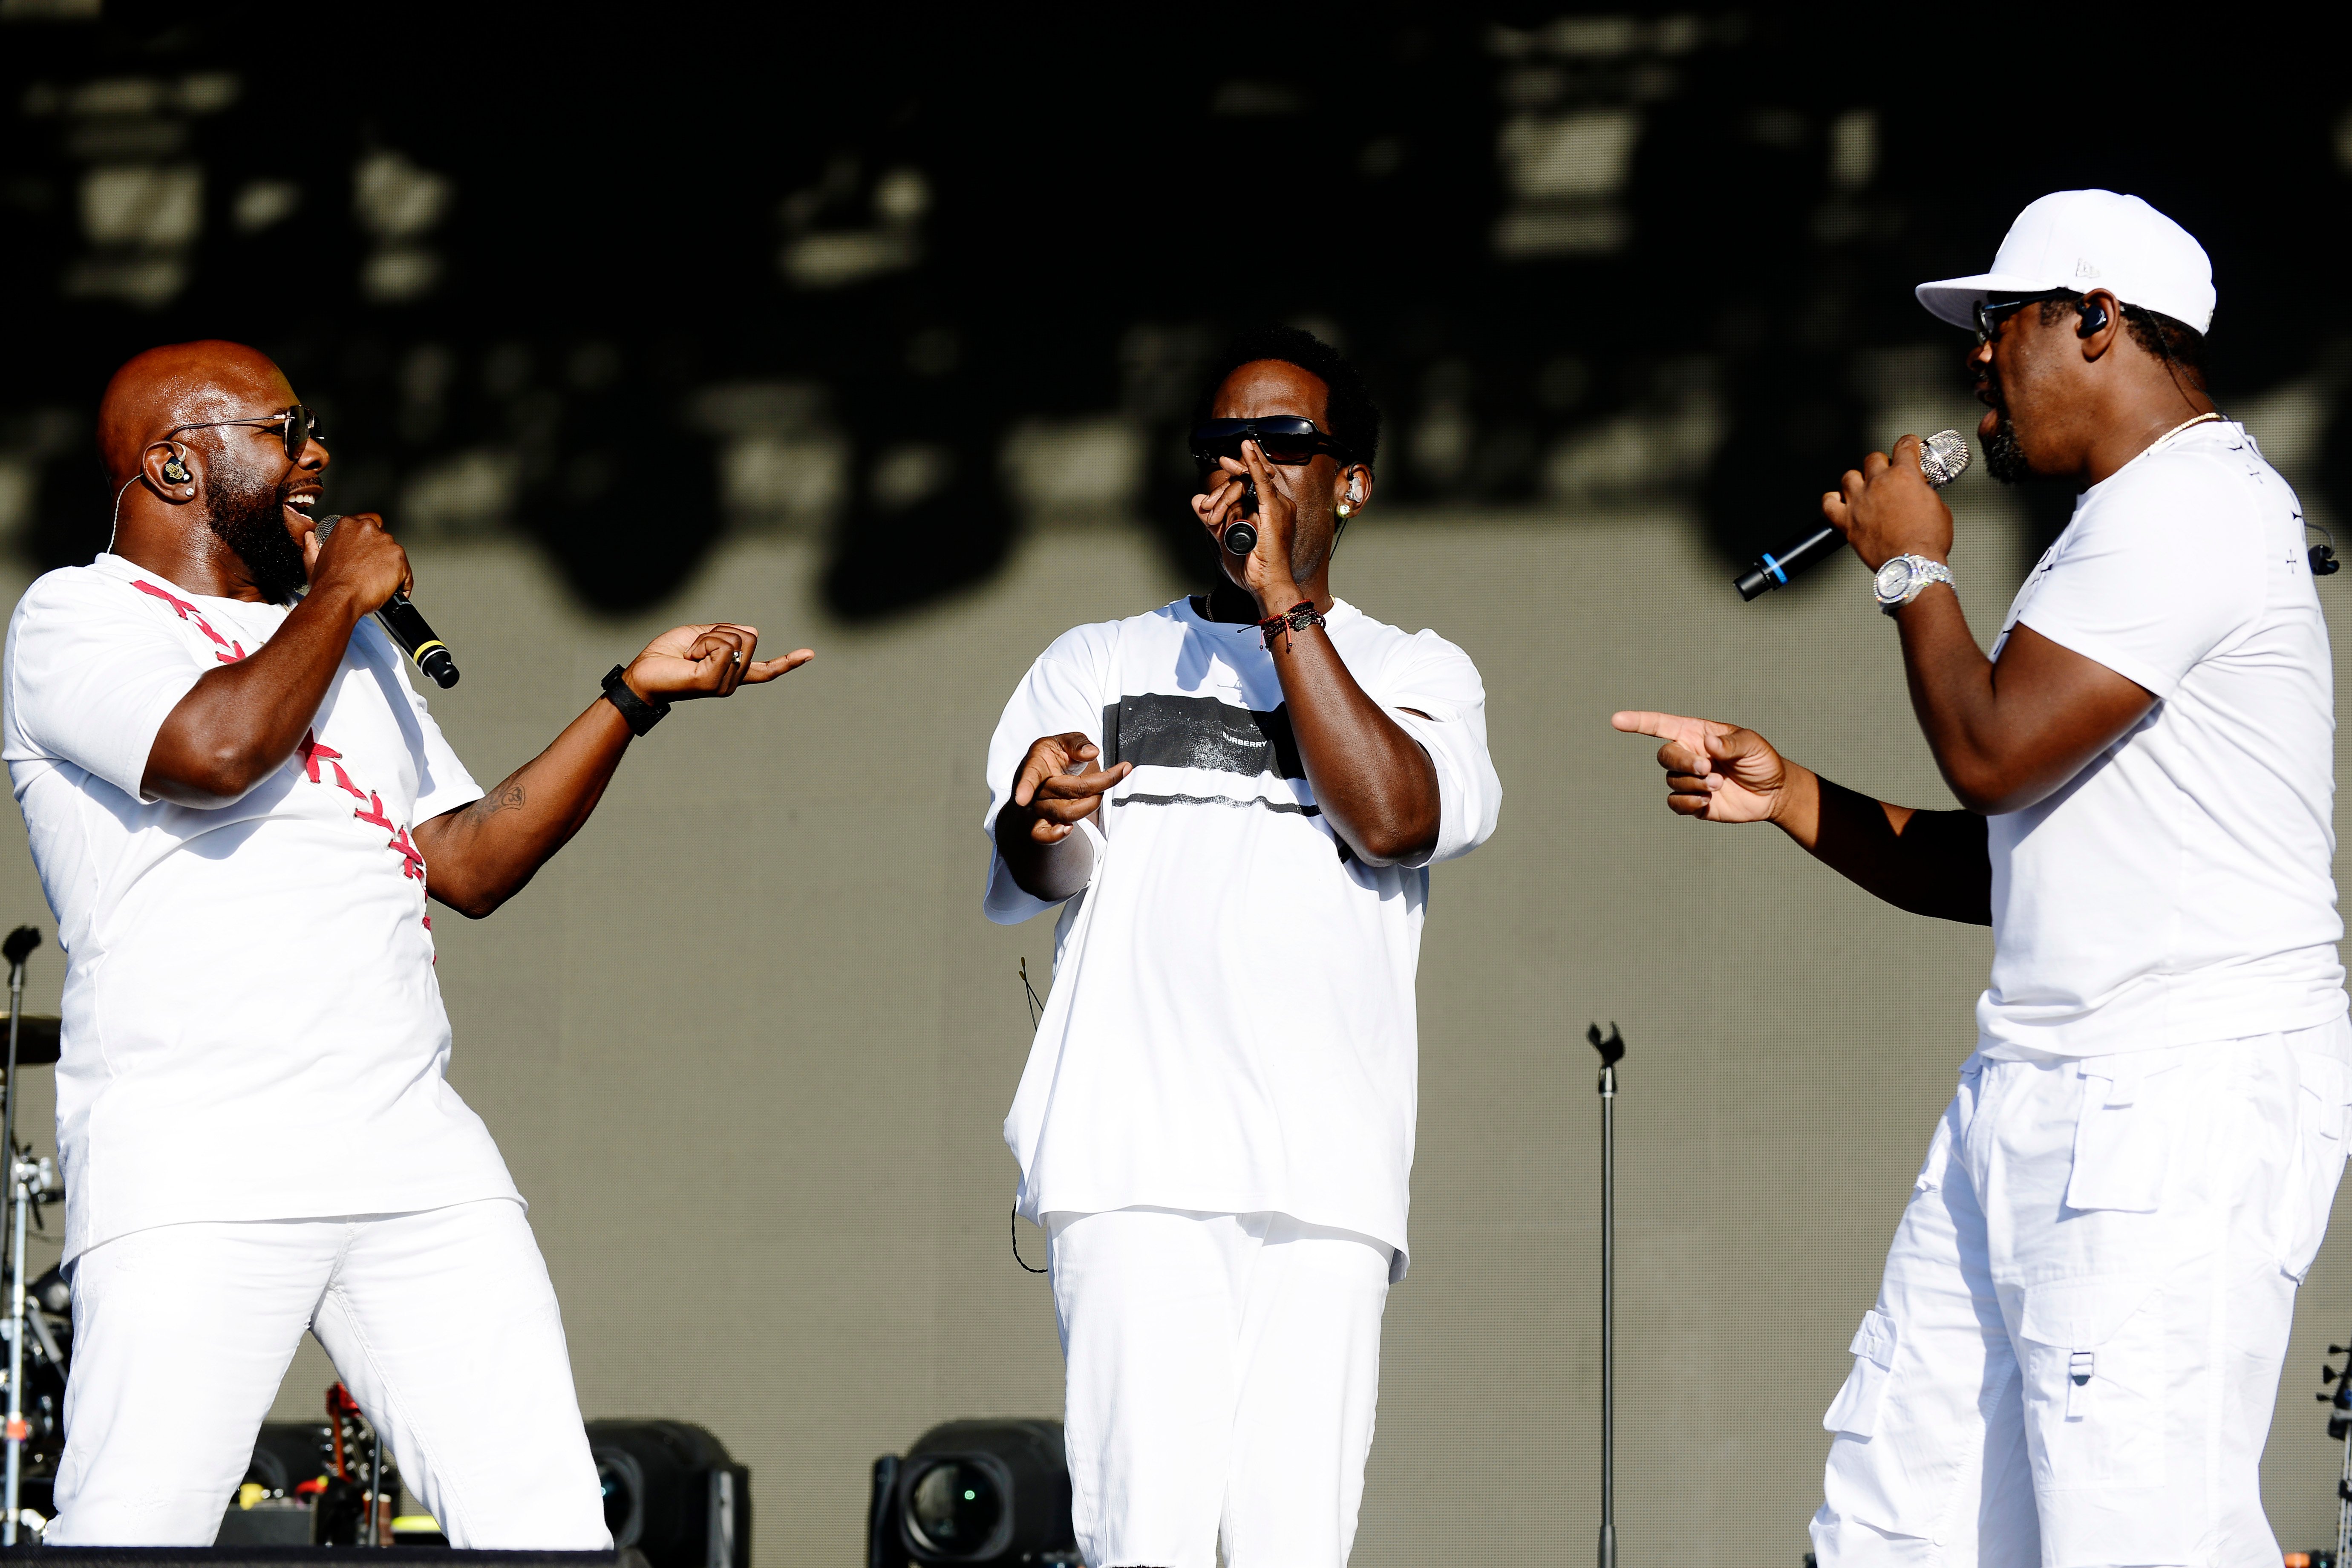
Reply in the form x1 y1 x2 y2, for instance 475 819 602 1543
1979 419 2345 1058
3 554 520 1260
983 596 1502 1279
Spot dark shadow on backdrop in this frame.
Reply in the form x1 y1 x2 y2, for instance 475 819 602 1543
2 9 2347 618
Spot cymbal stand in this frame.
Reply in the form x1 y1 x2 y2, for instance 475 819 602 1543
2 924 42 1547
1587 1022 1625 1568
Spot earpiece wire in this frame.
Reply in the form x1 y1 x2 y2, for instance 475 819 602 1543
105 473 139 556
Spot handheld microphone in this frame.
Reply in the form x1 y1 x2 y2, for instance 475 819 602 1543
1223 475 1260 556
1734 430 1972 601
312 514 460 688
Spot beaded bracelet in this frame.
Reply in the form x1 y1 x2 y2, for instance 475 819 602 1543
1257 600 1325 652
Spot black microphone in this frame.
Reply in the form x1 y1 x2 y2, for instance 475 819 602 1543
1734 430 1972 601
312 514 460 688
1223 475 1260 556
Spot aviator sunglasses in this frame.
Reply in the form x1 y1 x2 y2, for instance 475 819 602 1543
1190 416 1349 473
163 403 324 463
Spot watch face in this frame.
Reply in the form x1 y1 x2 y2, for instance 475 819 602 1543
1874 558 1914 600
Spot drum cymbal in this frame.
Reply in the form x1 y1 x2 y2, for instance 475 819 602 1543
2 1016 59 1067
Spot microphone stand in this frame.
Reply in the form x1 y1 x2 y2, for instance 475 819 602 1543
2319 1340 2352 1563
1588 1022 1625 1568
1 925 41 1547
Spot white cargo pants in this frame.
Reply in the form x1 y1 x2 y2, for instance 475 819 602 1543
1812 1016 2352 1567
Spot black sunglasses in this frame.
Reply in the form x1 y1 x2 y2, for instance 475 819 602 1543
1973 290 2073 346
1190 416 1348 472
164 404 324 463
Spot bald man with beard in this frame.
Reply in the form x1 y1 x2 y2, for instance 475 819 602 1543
1 342 812 1545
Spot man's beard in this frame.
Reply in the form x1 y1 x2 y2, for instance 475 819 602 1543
205 468 308 602
1980 366 2031 484
1985 409 2031 484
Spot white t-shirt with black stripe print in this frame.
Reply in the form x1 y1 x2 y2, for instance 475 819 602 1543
982 594 1502 1280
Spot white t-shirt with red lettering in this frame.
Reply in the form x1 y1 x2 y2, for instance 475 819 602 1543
2 553 519 1261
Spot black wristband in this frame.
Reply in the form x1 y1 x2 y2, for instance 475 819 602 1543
601 664 670 736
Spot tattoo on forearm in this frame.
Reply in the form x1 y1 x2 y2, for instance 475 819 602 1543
466 781 526 824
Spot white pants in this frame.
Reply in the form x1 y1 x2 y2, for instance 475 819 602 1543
1813 1017 2352 1567
1048 1208 1392 1568
47 1198 609 1549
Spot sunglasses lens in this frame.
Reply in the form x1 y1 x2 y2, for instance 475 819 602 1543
1190 419 1324 466
1190 421 1245 472
1251 418 1321 464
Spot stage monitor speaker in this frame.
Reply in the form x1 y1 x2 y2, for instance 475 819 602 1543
218 1421 343 1547
866 1418 1075 1568
586 1420 749 1568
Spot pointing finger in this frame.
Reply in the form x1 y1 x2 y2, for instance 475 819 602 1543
741 649 816 682
1609 709 1683 739
1611 709 1724 744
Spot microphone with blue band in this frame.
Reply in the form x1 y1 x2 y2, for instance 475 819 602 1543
1733 429 1971 601
311 514 461 688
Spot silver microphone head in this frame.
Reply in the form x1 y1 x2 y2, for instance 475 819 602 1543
311 512 341 540
1919 429 1970 489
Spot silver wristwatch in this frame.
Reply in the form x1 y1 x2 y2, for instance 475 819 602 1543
1872 554 1954 616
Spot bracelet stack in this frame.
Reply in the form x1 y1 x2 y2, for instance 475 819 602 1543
1257 600 1325 652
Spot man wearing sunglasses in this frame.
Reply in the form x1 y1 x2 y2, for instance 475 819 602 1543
980 327 1502 1568
1619 192 2345 1560
2 340 812 1546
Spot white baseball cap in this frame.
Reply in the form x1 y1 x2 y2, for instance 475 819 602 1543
1914 189 2215 336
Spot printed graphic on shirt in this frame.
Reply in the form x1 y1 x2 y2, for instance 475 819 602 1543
1 557 505 1262
1100 693 1304 780
1097 692 1352 854
1100 693 1306 802
131 579 245 662
302 730 429 882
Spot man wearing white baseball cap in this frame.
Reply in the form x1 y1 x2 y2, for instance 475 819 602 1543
1616 189 2346 1562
